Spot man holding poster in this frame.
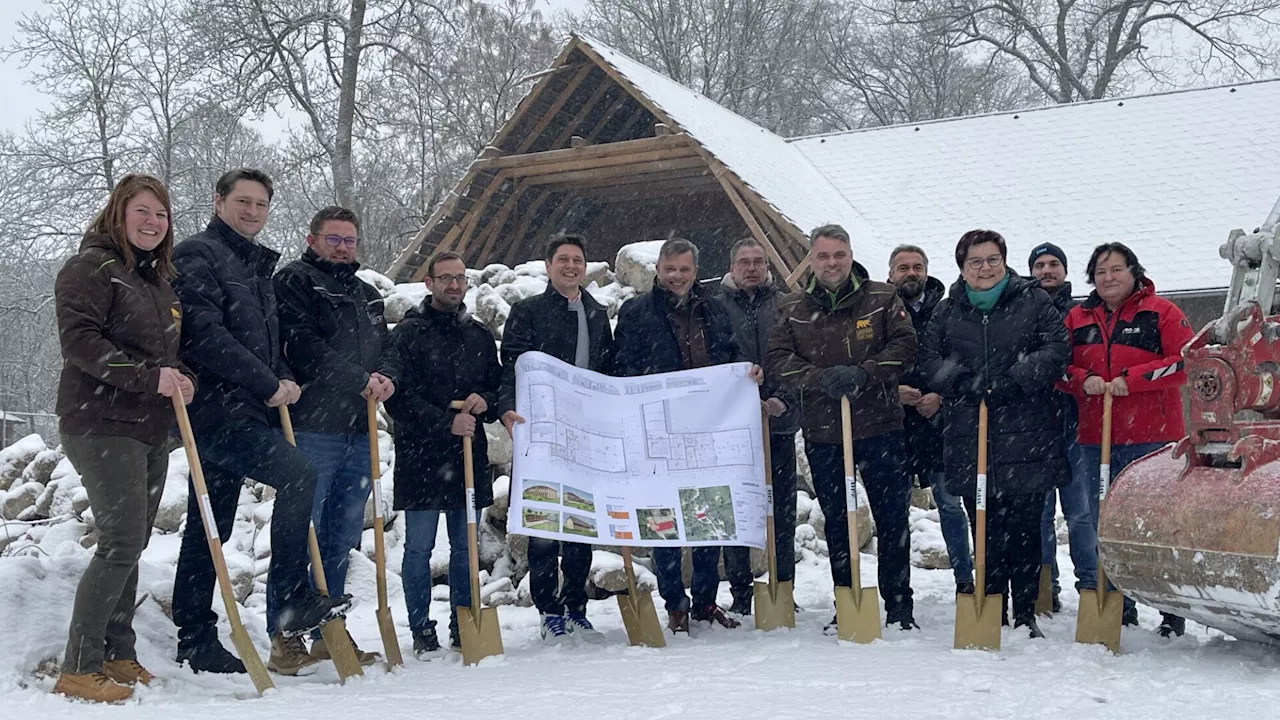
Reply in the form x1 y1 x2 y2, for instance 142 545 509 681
613 238 763 633
499 234 615 644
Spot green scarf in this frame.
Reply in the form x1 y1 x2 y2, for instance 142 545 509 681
965 271 1010 313
807 273 861 311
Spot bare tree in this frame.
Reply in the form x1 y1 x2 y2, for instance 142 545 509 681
887 0 1280 103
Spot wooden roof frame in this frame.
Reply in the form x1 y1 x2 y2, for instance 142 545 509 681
387 36 810 286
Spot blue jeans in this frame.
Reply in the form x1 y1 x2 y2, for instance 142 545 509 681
1041 440 1098 591
653 546 721 613
1080 441 1167 601
929 472 973 584
402 509 470 635
265 431 372 636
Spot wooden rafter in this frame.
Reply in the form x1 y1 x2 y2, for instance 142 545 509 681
502 190 558 265
584 94 633 142
515 64 596 155
473 134 691 172
524 157 708 188
712 164 792 279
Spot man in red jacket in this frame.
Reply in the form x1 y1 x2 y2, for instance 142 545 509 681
1059 242 1193 636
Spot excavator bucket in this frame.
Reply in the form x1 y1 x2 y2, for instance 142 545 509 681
1100 446 1280 644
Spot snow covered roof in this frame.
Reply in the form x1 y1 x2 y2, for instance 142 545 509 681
788 81 1280 294
578 36 877 245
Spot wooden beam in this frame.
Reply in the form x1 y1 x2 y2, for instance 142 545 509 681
541 76 615 153
473 134 691 171
785 257 811 289
583 94 633 142
712 164 792 280
576 175 720 200
524 157 709 187
453 171 515 258
431 171 507 258
571 40 676 130
506 147 699 179
471 181 530 268
515 64 595 155
502 191 559 265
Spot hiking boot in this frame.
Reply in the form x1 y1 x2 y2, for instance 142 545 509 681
1122 604 1139 626
822 615 839 636
566 611 605 643
692 604 741 629
540 613 570 643
269 632 319 676
956 581 975 596
729 595 753 616
1051 592 1063 614
449 628 461 650
102 659 154 686
886 612 920 631
667 610 690 634
52 672 132 703
1158 613 1186 637
1015 615 1046 639
176 638 245 674
279 592 353 637
312 630 379 666
412 626 441 658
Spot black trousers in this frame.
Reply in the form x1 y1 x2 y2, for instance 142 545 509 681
962 490 1042 620
172 417 318 647
806 431 914 617
527 537 592 615
725 432 798 603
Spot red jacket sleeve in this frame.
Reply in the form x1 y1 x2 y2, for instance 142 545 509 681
1120 301 1195 393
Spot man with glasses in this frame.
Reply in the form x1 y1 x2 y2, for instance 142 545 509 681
709 237 800 616
385 251 501 655
269 205 400 671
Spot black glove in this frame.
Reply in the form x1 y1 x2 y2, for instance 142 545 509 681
818 365 869 398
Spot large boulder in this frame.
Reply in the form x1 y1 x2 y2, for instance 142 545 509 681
21 449 63 486
154 451 191 534
2 481 44 520
474 287 512 339
485 422 512 468
480 263 511 286
794 433 815 497
614 240 666 292
909 507 951 570
585 261 612 287
0 434 45 491
588 550 657 593
488 475 511 523
355 268 396 297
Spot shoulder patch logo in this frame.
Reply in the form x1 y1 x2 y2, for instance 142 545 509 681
855 317 874 340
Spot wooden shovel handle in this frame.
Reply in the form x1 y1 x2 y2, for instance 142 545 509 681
451 400 483 617
761 409 777 585
368 396 391 611
975 399 988 599
278 406 332 595
840 395 862 588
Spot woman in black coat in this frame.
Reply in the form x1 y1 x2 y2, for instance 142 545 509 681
918 230 1070 637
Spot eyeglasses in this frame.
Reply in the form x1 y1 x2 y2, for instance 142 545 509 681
733 257 767 268
432 274 470 287
965 255 1005 270
322 234 360 249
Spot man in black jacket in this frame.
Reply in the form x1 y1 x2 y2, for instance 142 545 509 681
614 238 762 633
171 169 349 674
709 238 800 616
1028 242 1095 613
498 234 615 644
269 206 400 668
889 244 973 592
385 251 501 655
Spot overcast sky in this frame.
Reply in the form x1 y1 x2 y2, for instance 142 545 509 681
0 0 585 139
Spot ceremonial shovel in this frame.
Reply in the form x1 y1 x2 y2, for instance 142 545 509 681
954 399 1002 651
617 546 667 648
451 400 504 665
172 396 274 695
367 397 404 668
279 406 365 682
834 396 881 643
1075 386 1124 654
754 411 795 631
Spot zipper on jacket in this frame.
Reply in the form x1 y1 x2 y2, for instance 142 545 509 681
981 313 990 386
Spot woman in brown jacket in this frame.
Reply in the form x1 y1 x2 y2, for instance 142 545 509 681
52 174 194 703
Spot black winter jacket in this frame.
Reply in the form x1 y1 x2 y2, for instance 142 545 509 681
172 217 292 434
499 286 614 415
918 272 1070 497
708 275 799 434
899 276 947 477
1048 281 1081 442
274 249 400 435
614 282 744 376
385 303 501 511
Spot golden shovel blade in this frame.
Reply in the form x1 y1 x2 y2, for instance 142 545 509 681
375 607 404 668
457 605 504 666
1035 564 1055 617
834 585 882 643
616 590 667 648
753 579 796 631
1074 588 1124 654
954 591 1002 651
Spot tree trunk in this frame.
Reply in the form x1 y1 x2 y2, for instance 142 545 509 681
333 0 366 212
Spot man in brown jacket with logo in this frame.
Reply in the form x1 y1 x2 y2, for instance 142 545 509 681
768 224 919 631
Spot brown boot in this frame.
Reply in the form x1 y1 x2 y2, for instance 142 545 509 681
268 632 319 676
311 630 380 667
52 672 133 703
102 659 155 686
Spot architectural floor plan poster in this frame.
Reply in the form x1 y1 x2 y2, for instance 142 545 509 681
508 351 767 549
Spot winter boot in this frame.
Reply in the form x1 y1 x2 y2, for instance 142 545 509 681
1122 604 1139 626
956 581 976 596
822 615 839 636
102 659 154 686
52 672 132 703
566 611 605 643
886 610 920 631
279 592 353 637
312 629 379 666
1014 615 1046 639
667 610 690 634
1051 592 1063 614
692 604 741 629
1158 613 1186 637
268 632 319 676
729 594 752 616
176 638 245 674
540 613 570 644
412 626 441 658
1001 591 1010 627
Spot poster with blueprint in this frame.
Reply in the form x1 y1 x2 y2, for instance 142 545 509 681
507 351 766 549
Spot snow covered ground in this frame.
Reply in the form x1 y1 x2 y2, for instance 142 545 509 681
4 540 1280 718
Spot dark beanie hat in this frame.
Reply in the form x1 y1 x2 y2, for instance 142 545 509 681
1028 242 1068 272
